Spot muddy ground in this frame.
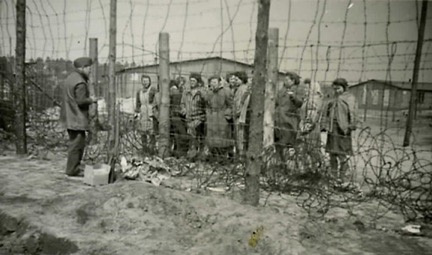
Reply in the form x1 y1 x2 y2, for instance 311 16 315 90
0 116 431 255
0 149 431 255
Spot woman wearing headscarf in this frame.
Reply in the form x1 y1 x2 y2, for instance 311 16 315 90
205 76 234 162
321 78 359 183
135 74 157 155
274 71 304 162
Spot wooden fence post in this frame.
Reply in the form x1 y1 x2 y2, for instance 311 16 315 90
158 33 170 158
244 0 271 206
108 0 117 157
263 27 278 148
14 0 27 155
89 38 99 143
403 0 428 147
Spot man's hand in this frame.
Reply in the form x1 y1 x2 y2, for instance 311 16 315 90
90 96 98 103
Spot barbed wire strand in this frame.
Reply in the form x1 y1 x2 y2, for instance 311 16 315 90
336 0 352 76
359 0 367 82
278 0 290 69
176 0 189 66
224 0 238 61
245 0 256 64
297 0 320 74
314 0 327 82
140 0 149 65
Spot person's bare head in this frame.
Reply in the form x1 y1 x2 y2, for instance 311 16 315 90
141 75 152 89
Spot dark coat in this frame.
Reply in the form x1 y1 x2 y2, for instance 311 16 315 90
205 86 234 148
60 71 92 131
274 85 304 145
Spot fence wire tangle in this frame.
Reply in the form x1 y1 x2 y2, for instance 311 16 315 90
78 91 430 222
1 0 431 82
0 0 431 230
0 58 431 224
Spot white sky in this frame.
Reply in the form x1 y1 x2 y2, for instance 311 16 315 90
1 0 432 83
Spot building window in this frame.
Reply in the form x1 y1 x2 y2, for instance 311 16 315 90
131 73 141 81
417 91 425 104
362 85 367 105
383 89 390 107
371 89 379 105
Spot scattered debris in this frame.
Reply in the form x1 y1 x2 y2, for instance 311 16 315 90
119 156 173 186
401 224 421 235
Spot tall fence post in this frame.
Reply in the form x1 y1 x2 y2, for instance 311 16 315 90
108 0 117 163
158 32 170 158
244 0 271 206
89 38 99 144
263 27 278 149
403 0 428 147
14 0 27 155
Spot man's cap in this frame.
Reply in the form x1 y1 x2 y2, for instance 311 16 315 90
73 57 93 68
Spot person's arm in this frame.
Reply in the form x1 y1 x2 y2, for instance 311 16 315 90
290 89 304 108
225 89 233 120
235 86 246 118
135 90 141 113
148 86 156 104
180 91 187 116
319 100 330 132
74 83 94 107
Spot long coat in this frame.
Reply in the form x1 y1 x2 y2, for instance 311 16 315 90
205 86 234 148
233 83 251 154
274 85 304 146
321 91 358 155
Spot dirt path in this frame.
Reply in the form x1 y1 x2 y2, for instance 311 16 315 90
0 153 431 255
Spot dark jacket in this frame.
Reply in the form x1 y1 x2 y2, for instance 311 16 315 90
60 71 93 131
274 85 304 129
170 86 183 118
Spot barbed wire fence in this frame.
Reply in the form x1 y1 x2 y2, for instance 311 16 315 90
0 0 431 228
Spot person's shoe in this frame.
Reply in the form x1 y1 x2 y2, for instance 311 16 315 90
66 164 85 177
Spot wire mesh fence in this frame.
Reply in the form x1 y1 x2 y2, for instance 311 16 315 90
0 0 431 226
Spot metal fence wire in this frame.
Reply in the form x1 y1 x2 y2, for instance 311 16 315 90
0 0 431 223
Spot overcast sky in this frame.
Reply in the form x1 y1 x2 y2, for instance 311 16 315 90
1 0 431 83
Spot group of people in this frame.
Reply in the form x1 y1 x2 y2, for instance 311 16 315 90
61 56 359 184
134 71 252 162
274 72 359 183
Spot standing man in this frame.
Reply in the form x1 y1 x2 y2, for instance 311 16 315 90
60 57 97 176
